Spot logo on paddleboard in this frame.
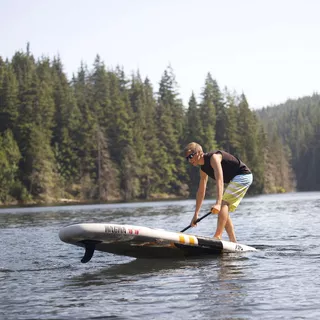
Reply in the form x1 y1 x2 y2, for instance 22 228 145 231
235 244 244 251
105 226 126 234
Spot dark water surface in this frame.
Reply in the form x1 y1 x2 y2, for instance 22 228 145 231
1 192 320 319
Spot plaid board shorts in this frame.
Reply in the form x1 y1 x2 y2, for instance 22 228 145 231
222 174 253 212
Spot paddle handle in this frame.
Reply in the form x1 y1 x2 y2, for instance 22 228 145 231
180 211 212 233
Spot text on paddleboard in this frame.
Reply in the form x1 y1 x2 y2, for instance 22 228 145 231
104 226 140 235
105 226 126 234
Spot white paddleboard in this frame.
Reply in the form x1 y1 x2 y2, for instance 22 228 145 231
59 223 257 262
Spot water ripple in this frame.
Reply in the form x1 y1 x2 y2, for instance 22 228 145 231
1 193 320 319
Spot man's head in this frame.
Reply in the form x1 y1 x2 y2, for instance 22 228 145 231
184 142 203 166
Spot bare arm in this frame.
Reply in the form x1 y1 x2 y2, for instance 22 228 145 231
191 170 208 226
210 153 224 211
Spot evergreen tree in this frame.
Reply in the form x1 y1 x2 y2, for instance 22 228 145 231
129 72 151 198
237 94 263 193
72 63 98 199
11 50 37 158
156 66 187 195
106 68 135 199
211 77 226 149
96 126 119 201
90 55 111 125
107 70 133 159
10 50 60 200
198 73 217 152
257 94 319 191
2 45 316 204
89 56 119 199
51 57 82 193
0 56 4 85
0 130 21 203
27 125 59 200
263 132 295 193
141 77 162 197
0 63 19 133
223 88 241 154
185 92 203 144
120 145 139 201
185 93 203 197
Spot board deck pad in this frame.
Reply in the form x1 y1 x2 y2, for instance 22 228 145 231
59 223 257 262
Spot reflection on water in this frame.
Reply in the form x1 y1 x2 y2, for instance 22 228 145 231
1 192 320 320
65 254 256 319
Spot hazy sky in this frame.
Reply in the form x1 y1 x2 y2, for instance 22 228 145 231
1 0 320 109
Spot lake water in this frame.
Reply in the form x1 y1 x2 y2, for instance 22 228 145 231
1 192 320 320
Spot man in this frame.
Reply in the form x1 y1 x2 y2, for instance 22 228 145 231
184 142 253 243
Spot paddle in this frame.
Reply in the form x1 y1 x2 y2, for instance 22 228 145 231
180 211 212 232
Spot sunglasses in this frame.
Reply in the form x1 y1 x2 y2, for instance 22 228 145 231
186 152 196 161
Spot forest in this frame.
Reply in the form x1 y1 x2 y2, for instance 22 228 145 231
1 45 318 206
257 94 320 191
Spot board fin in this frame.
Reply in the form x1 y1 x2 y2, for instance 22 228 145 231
79 240 102 263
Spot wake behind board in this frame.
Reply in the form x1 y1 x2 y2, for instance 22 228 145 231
59 223 257 263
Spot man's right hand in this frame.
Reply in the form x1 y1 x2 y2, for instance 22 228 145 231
211 204 221 214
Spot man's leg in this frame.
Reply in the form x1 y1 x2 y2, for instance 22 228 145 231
214 201 237 242
213 201 229 240
217 174 253 242
225 215 237 243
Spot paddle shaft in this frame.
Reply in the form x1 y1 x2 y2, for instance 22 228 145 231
180 211 212 232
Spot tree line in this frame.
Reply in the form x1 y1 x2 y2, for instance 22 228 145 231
0 45 297 205
256 94 320 191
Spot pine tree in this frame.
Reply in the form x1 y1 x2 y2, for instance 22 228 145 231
90 55 111 125
107 70 133 159
11 50 37 158
0 63 19 133
211 78 226 149
185 92 203 144
10 50 60 200
141 77 162 197
0 56 4 85
105 68 135 199
223 88 241 154
129 72 151 198
120 145 139 201
51 57 82 193
27 125 59 200
237 94 263 193
72 63 98 199
198 73 217 152
156 66 187 195
96 126 119 201
185 93 203 197
0 129 21 203
89 56 119 199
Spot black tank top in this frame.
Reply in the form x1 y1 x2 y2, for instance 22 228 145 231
200 151 251 183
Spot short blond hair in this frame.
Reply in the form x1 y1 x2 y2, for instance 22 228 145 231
184 142 203 154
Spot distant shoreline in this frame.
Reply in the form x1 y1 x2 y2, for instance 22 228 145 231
0 194 185 210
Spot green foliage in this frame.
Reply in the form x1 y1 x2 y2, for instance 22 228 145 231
0 63 19 132
257 94 320 191
156 66 187 195
26 126 60 200
0 45 312 205
223 89 241 154
0 130 21 203
51 57 82 186
198 73 217 152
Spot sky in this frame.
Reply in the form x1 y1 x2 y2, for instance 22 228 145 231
1 0 320 109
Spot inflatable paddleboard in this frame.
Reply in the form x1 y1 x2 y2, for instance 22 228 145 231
59 223 257 263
